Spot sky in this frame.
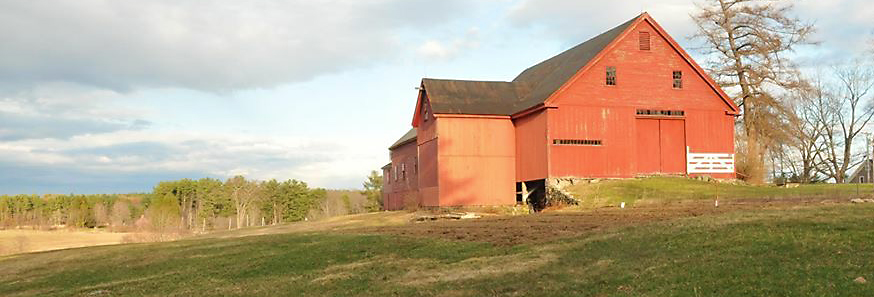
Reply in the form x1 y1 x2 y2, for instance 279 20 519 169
0 0 871 194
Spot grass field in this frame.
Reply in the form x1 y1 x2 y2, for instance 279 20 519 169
0 230 130 256
567 176 874 207
2 178 874 296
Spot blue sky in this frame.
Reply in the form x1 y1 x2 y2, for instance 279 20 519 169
0 0 871 194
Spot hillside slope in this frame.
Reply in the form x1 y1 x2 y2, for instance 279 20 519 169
2 202 874 296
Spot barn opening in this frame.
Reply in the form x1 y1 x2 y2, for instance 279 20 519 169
516 179 546 211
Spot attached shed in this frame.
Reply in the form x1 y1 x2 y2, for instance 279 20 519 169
384 12 737 209
382 129 418 210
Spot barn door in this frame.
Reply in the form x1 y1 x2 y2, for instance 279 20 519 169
636 118 686 174
636 119 661 174
659 119 686 173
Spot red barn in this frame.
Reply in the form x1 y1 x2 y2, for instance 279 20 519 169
382 13 738 210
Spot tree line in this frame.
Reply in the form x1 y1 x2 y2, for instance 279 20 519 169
0 175 382 232
692 0 874 183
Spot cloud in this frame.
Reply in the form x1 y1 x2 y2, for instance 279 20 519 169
0 161 206 195
416 27 482 60
0 129 380 193
0 111 148 141
507 0 696 43
0 0 473 92
0 82 151 140
505 0 873 62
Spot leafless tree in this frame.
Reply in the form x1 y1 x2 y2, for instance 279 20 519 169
110 200 131 228
770 75 830 183
691 0 815 183
225 176 260 228
92 203 110 227
818 61 874 183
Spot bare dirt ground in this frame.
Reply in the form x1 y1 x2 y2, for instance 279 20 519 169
6 196 840 255
353 197 849 245
0 229 131 256
201 211 418 239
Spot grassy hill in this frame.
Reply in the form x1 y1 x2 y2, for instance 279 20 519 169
2 178 874 296
566 176 872 207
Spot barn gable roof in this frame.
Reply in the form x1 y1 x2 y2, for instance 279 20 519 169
388 128 417 150
420 14 637 117
511 16 638 111
421 79 531 115
417 12 739 118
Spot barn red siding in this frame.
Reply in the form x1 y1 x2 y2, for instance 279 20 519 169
388 14 737 210
436 116 516 206
514 110 549 182
546 19 735 178
417 98 439 207
548 106 637 177
383 140 418 211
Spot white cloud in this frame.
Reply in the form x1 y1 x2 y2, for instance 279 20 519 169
506 0 872 61
0 128 382 191
507 0 697 42
416 27 482 60
0 83 150 141
0 0 473 92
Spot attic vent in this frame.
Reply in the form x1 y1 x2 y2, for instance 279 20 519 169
606 66 616 86
639 32 651 50
673 71 683 89
553 139 602 146
636 109 685 117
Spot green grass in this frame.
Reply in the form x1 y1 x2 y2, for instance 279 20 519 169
567 176 874 206
3 203 874 296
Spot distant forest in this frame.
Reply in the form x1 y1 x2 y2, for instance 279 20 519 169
0 174 383 235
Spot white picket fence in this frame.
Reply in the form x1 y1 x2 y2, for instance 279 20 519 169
686 147 735 174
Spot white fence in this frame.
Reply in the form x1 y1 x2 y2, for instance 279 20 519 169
686 147 735 174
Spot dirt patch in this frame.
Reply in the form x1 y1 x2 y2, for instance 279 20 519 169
203 211 417 239
312 259 388 283
353 197 848 245
400 251 558 285
310 251 558 286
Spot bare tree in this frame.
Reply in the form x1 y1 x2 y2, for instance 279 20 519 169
225 176 260 228
110 200 131 228
92 203 110 227
818 61 874 183
691 0 815 183
778 77 829 183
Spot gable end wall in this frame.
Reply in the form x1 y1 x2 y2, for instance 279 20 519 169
547 20 735 178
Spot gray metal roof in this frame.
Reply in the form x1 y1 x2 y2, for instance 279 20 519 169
422 14 640 116
388 128 417 150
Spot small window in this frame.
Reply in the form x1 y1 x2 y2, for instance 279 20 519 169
636 109 685 117
553 139 602 146
401 163 406 180
639 32 651 51
422 106 429 122
673 71 683 89
606 66 616 86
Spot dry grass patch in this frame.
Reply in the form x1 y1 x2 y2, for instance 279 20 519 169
203 211 416 239
398 251 559 286
0 230 130 256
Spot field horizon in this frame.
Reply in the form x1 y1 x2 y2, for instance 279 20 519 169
3 178 874 296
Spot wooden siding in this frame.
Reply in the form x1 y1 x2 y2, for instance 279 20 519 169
383 140 418 211
546 19 735 178
417 98 439 207
436 116 516 206
514 110 549 182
